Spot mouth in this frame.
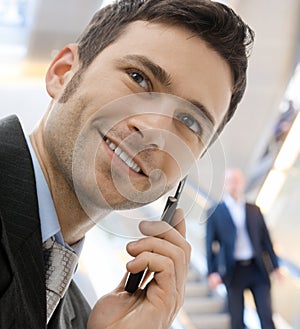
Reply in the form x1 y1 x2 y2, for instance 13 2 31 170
103 136 143 174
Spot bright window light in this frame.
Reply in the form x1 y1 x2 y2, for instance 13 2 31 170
0 0 28 27
285 63 300 108
256 169 286 213
274 113 300 171
256 62 300 214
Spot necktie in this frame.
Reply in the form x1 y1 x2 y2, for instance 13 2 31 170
43 237 78 323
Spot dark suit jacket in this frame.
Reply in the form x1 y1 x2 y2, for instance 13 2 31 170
206 201 279 284
0 115 90 328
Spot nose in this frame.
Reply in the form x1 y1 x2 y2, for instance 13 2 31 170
127 114 173 149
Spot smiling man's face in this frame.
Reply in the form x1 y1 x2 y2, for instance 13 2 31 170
42 21 233 210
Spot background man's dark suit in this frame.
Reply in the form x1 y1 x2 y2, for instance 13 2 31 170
206 202 279 283
206 200 279 329
0 116 90 329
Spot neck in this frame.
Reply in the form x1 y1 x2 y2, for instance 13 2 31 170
30 125 110 245
48 174 110 245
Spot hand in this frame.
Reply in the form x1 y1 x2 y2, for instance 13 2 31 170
207 272 222 290
272 267 284 283
87 208 191 329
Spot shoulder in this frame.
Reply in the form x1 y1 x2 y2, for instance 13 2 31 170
246 203 264 220
206 202 226 220
0 115 29 162
246 202 261 213
0 115 23 140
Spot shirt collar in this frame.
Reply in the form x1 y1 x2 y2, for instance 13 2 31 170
26 136 85 255
224 193 245 208
26 136 62 243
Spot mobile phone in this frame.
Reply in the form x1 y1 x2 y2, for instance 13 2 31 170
124 176 188 293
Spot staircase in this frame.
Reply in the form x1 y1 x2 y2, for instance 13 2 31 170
180 266 231 329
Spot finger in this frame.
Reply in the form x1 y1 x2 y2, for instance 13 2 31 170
127 237 187 266
127 252 180 313
139 208 185 241
127 237 187 290
126 251 176 292
126 251 184 312
138 213 191 264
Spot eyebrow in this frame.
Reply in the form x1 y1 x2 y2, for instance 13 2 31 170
116 54 172 88
116 54 215 126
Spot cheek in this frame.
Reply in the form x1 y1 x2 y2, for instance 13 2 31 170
159 139 200 181
81 72 133 111
159 152 183 185
173 120 208 159
189 138 206 159
163 154 180 172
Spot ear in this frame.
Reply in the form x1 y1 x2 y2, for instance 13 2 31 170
45 44 79 98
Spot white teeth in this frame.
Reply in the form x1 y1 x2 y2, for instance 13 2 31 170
105 138 141 173
107 141 116 151
119 149 130 163
115 146 122 156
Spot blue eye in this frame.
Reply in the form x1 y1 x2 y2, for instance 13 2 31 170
176 112 202 136
128 70 151 91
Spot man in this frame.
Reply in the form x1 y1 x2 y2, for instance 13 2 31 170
206 168 281 329
0 1 254 328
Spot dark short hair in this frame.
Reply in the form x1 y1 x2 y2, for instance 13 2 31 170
75 0 254 133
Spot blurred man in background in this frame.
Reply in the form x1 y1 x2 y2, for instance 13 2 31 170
206 168 281 329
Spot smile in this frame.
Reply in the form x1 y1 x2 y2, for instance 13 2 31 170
104 137 142 173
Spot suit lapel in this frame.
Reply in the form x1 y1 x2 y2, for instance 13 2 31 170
220 202 236 231
245 203 255 241
0 115 46 325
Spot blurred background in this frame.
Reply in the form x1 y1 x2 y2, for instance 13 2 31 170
1 0 300 328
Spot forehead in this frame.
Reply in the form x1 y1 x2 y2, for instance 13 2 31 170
89 20 233 129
